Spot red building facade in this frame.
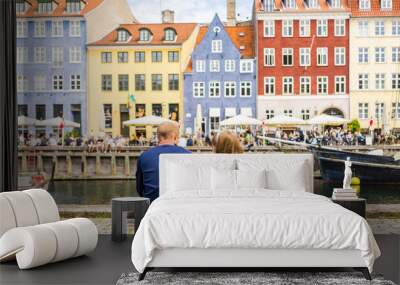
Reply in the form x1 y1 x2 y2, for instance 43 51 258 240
255 0 351 120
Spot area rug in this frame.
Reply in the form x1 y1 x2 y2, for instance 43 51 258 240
116 272 395 285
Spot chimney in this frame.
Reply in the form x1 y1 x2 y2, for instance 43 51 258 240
162 10 175 23
226 0 236 26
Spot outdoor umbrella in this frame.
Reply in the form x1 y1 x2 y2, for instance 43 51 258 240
18 116 37 126
195 104 202 134
263 115 307 126
220 114 262 126
307 114 349 126
35 117 80 128
122 115 173 126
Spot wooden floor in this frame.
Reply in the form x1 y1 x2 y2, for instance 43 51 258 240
0 234 399 285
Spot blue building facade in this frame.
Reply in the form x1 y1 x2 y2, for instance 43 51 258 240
183 15 256 136
17 16 87 135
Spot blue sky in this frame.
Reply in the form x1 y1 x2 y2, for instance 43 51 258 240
127 0 253 23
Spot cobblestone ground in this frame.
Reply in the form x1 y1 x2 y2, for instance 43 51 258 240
86 218 400 235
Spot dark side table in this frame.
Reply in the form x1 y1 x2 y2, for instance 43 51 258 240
332 198 366 218
111 197 150 242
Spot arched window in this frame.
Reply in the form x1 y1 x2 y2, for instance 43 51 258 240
139 29 151 41
117 29 130 42
164 28 176 41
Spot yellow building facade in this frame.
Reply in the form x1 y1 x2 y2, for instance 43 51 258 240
87 23 199 138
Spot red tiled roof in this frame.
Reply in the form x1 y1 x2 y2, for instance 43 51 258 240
90 23 197 46
255 0 350 11
19 0 103 17
349 0 400 17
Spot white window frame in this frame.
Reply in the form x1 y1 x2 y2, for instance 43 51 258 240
265 109 275 119
317 19 328 37
358 47 369 63
301 109 311 120
240 81 252 97
358 20 369 36
69 20 81 37
359 0 371 10
193 82 205 97
240 59 253 73
52 20 63 37
34 21 46 38
300 76 311 95
334 19 345 36
375 73 385 90
34 75 46 91
331 0 341 8
34 47 46 63
224 81 236 97
69 47 81 63
392 20 400 36
317 76 328 95
282 76 294 95
392 47 400 63
264 20 275 37
307 0 319 8
53 75 63 91
209 60 220 72
358 103 369 119
211 40 222 53
392 73 400 90
335 76 346 94
317 47 328 66
264 48 275 66
209 81 220 97
335 47 345 66
17 75 28 92
375 47 386 63
375 21 385 36
299 19 310 37
381 0 392 10
224 60 236 72
52 47 63 68
195 60 205 72
282 48 293 66
70 74 81 90
375 102 384 119
17 47 28 64
264 77 275 95
282 20 293 37
17 20 28 38
285 0 296 8
300 48 311 66
358 73 369 90
284 109 293 117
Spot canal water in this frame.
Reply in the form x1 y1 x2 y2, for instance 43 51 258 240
49 179 400 205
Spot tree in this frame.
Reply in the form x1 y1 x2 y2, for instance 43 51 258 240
348 119 361 133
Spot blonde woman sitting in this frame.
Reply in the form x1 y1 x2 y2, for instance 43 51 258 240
212 131 244 154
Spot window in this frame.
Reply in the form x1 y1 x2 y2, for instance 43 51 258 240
69 75 80 90
210 116 220 132
193 82 205 97
52 47 63 67
101 74 112 91
103 104 112 128
375 73 385 89
375 21 385 36
117 29 129 42
301 109 310 120
265 109 275 119
358 20 368 36
392 103 400 119
282 48 293 66
375 102 384 119
334 19 345 36
135 51 145 63
34 47 46 63
36 105 46 121
135 74 145 91
118 74 129 91
34 21 45 37
34 75 46 91
282 20 293 37
152 104 162 117
168 74 179 91
300 77 311 95
168 51 179 62
264 77 275 95
17 21 27 38
300 48 310 66
317 47 328 66
285 0 296 8
225 60 235 72
307 0 319 8
317 20 328 36
392 20 400 35
69 47 81 63
16 0 28 13
69 20 81 37
240 60 253 73
17 47 28 64
335 76 346 94
17 75 28 92
264 20 275 37
359 0 370 9
224 82 236 97
335 47 345 65
118 52 128 63
264 0 275 11
284 109 293 117
358 47 369 63
196 60 205 72
210 60 220 72
375 47 385 63
53 75 63 90
52 21 63 37
381 0 392 9
38 0 53 13
152 74 162 90
53 104 64 120
212 40 222 53
317 76 328 94
358 103 369 119
282 77 293 95
66 0 82 13
18 104 28 116
392 73 400 89
299 20 310 37
331 0 341 8
101 52 112 63
240 82 252 97
264 48 275 66
392 47 400 63
139 29 151 41
358 74 369 90
209 81 220 97
165 29 176 41
152 51 162 62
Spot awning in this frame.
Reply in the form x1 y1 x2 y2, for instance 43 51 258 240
240 108 252 117
225 108 236 118
209 108 220 117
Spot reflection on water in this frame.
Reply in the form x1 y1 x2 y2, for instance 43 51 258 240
49 179 400 205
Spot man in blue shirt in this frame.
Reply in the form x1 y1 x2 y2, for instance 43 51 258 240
136 122 190 202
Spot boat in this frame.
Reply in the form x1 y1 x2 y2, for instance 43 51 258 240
257 136 400 184
18 171 50 190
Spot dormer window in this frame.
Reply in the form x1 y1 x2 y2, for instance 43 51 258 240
164 28 176 41
37 0 54 14
139 29 151 42
359 0 371 10
331 0 341 8
66 0 83 13
16 0 28 13
307 0 319 8
381 0 392 10
117 29 130 42
264 0 275 11
285 0 296 9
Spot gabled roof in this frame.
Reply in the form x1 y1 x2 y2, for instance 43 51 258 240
89 23 197 46
348 0 400 17
18 0 104 17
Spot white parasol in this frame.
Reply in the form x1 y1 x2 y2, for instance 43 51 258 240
122 115 173 126
220 114 262 126
307 114 349 126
